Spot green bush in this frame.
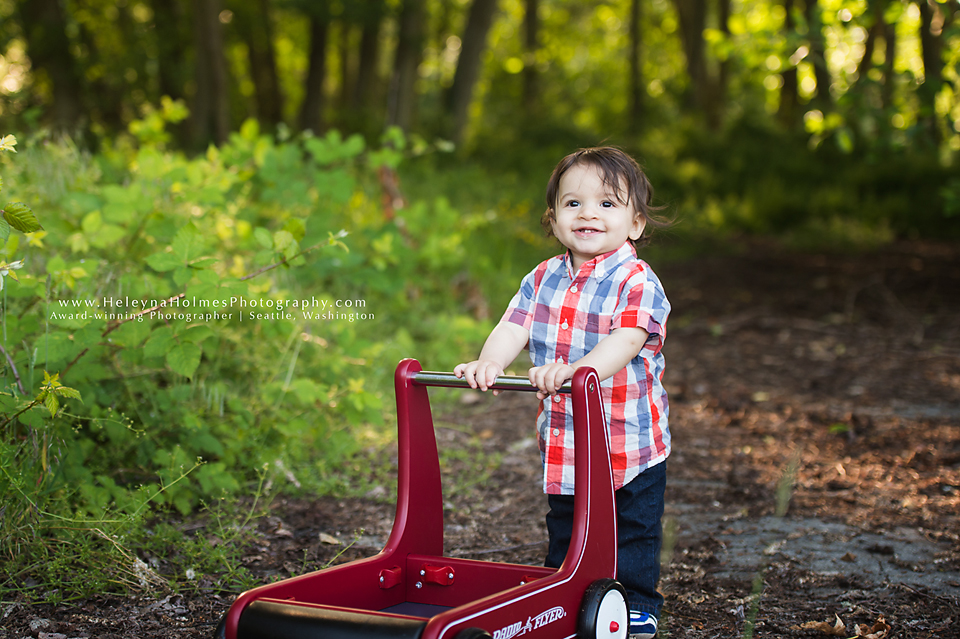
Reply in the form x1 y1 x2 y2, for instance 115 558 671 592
0 116 498 599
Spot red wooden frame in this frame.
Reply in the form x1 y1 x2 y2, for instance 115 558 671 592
222 358 618 639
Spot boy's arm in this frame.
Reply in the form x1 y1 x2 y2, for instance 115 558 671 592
455 321 530 392
529 327 650 398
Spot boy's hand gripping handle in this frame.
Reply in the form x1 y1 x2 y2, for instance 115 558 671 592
413 371 571 394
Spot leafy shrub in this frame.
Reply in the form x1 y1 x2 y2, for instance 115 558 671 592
0 116 497 599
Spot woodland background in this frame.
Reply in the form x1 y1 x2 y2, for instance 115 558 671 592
0 0 958 605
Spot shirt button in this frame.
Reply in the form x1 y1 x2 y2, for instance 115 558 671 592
553 395 562 403
552 428 561 436
570 285 578 293
561 321 568 330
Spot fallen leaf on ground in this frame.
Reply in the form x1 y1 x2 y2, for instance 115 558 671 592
319 532 341 545
799 614 846 636
854 616 890 638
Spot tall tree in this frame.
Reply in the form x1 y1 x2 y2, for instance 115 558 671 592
230 0 284 128
337 20 354 116
916 0 952 146
299 1 331 133
779 0 800 126
628 0 644 133
387 0 427 131
351 0 387 130
714 0 731 128
522 0 539 116
672 0 727 128
804 0 832 109
879 9 896 109
149 0 189 103
14 0 83 132
672 0 708 110
446 0 499 144
191 0 230 147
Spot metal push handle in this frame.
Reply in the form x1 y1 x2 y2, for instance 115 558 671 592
413 370 572 394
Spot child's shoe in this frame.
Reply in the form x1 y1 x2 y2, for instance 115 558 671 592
628 611 658 639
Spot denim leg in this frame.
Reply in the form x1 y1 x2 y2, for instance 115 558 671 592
544 462 666 617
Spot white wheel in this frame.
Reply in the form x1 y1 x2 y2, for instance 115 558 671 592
595 589 628 639
578 579 628 639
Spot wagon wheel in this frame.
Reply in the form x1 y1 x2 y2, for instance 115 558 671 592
578 579 628 639
454 628 492 639
213 614 226 639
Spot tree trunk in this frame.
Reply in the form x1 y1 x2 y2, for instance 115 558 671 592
856 18 878 80
192 0 230 147
628 0 643 133
916 0 947 147
15 0 84 132
446 0 499 144
149 0 188 102
672 0 708 112
352 0 386 130
700 0 731 129
231 0 284 127
337 21 354 117
299 4 330 133
778 0 800 126
522 0 539 116
387 0 427 131
804 0 832 108
880 14 896 109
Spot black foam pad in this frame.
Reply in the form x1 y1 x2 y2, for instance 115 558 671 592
237 600 427 639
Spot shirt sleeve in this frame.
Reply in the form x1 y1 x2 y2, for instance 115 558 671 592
500 263 542 330
610 267 670 356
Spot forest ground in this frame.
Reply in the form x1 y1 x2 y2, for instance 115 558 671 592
3 240 959 638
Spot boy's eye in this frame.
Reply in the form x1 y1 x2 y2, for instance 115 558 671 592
566 200 580 208
601 200 615 208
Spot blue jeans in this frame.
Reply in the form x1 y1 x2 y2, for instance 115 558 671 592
544 461 666 617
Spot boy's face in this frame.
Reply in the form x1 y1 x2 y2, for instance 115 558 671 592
550 163 645 272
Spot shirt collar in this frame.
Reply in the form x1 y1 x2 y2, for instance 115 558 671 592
563 242 637 281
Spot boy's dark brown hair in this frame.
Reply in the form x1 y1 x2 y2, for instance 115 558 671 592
541 146 669 248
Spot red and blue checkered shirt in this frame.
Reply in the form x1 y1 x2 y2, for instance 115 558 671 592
502 242 671 495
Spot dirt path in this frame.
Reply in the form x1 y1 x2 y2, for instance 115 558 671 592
3 241 958 638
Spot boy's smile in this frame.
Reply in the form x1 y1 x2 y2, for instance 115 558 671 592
550 163 645 272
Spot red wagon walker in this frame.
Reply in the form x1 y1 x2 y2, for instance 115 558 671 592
217 358 631 639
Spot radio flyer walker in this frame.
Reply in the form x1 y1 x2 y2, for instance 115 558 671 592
217 358 630 639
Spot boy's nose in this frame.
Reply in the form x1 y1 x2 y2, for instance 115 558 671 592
578 203 600 218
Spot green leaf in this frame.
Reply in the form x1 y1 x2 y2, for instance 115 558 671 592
3 202 42 233
46 255 66 274
189 257 218 269
171 224 205 261
167 342 202 378
254 227 273 249
146 251 182 272
180 325 214 344
173 265 193 287
0 218 9 242
283 239 300 261
194 269 220 286
81 210 102 234
44 392 59 416
283 218 306 242
143 326 174 358
89 224 126 249
56 386 83 401
273 230 294 252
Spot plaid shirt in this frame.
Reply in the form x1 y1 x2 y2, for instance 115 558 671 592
502 242 671 495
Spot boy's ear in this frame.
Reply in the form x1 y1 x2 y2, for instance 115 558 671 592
629 216 646 241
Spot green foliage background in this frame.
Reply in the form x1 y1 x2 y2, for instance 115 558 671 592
0 116 537 599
